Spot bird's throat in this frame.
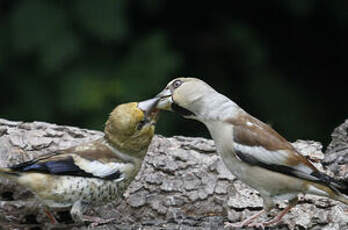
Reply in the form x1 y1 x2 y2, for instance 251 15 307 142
171 103 195 117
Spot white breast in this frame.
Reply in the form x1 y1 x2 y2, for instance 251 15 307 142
204 120 306 200
205 121 247 179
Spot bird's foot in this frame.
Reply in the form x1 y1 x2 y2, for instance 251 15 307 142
247 222 266 229
43 208 58 224
255 198 297 228
70 200 116 227
224 221 247 229
225 221 266 229
82 216 116 228
246 202 295 228
257 216 283 227
246 218 282 229
224 209 265 229
225 220 277 229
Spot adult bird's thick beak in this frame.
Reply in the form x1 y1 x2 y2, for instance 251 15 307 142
137 98 160 122
155 88 173 111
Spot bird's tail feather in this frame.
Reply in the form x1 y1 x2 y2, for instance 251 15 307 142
333 193 348 205
314 173 348 205
330 179 348 205
331 181 348 194
310 171 348 205
0 167 20 179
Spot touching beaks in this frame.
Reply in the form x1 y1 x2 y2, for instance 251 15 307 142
137 98 160 120
155 88 173 111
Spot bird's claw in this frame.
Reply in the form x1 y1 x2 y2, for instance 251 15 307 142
247 222 265 229
224 221 252 229
224 221 266 229
86 216 116 228
224 221 242 229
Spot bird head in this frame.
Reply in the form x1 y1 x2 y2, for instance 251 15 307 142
155 77 215 119
104 98 160 157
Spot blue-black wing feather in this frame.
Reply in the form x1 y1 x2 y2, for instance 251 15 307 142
10 156 120 180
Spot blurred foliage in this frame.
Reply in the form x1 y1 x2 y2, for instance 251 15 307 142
1 0 347 147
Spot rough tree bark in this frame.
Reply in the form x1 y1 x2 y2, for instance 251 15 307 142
0 118 347 230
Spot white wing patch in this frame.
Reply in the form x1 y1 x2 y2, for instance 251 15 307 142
86 161 121 178
233 143 315 175
234 143 288 165
73 155 129 180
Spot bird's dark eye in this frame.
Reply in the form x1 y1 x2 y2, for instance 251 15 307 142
172 80 182 89
137 120 146 130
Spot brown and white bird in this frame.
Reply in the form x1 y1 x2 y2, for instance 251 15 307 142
155 77 348 228
0 98 159 225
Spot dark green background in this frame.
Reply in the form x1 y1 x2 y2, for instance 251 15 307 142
1 0 347 148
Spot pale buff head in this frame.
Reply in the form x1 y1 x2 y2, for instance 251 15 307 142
156 77 216 118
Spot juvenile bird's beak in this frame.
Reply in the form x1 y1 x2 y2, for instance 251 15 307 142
155 88 173 111
137 98 160 122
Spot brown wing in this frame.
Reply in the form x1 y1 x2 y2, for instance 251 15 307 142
226 112 321 181
62 138 122 163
